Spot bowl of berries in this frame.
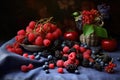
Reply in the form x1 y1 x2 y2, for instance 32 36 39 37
15 17 62 52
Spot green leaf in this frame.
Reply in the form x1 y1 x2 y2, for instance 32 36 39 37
94 26 108 38
83 24 94 36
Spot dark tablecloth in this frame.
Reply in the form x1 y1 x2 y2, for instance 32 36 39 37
0 38 120 80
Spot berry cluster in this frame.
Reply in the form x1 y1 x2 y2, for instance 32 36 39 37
82 9 99 25
104 62 116 73
21 63 34 72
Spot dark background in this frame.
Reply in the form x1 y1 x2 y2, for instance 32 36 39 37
0 0 120 42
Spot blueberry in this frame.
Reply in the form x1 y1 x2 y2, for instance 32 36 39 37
47 55 53 60
117 57 120 61
35 55 41 60
45 69 50 74
75 70 80 74
61 43 66 48
100 61 104 67
33 52 38 56
44 62 49 65
92 50 97 54
42 65 49 70
89 62 94 67
38 52 42 56
84 44 89 49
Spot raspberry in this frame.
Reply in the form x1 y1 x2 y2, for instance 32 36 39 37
28 33 36 42
63 46 70 53
29 21 36 29
17 29 26 36
85 49 91 55
68 52 76 60
23 53 28 58
45 33 54 41
64 60 74 67
26 26 33 33
58 68 64 73
43 23 51 32
15 48 23 55
29 55 35 60
56 60 64 67
52 31 59 39
55 28 62 36
73 44 80 50
83 52 90 59
21 65 28 72
7 48 15 53
49 63 55 69
6 44 12 49
43 39 51 47
79 46 86 53
35 36 43 46
75 59 79 66
15 35 25 43
50 24 57 32
28 63 34 70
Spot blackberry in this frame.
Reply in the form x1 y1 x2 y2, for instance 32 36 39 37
41 50 51 58
68 48 76 54
82 59 89 67
76 53 83 61
48 57 57 65
65 40 74 48
103 55 112 63
93 63 102 71
66 64 77 73
55 50 62 59
62 56 68 61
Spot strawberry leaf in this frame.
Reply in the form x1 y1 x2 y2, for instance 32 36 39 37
83 24 94 36
94 26 108 38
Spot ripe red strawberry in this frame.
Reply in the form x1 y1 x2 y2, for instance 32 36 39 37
49 63 55 69
17 29 26 35
73 44 80 50
68 52 76 60
79 46 86 53
43 39 51 47
29 55 35 60
35 36 43 46
58 68 64 73
56 60 64 67
28 63 34 70
29 21 36 29
45 33 54 41
21 65 28 72
28 33 36 42
63 46 70 53
15 48 23 55
23 53 29 58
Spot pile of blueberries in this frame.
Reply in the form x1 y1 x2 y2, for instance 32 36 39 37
31 38 116 74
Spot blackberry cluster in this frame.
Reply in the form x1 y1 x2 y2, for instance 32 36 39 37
55 50 62 59
66 64 78 73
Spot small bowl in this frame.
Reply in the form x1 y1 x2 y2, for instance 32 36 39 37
20 44 46 52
